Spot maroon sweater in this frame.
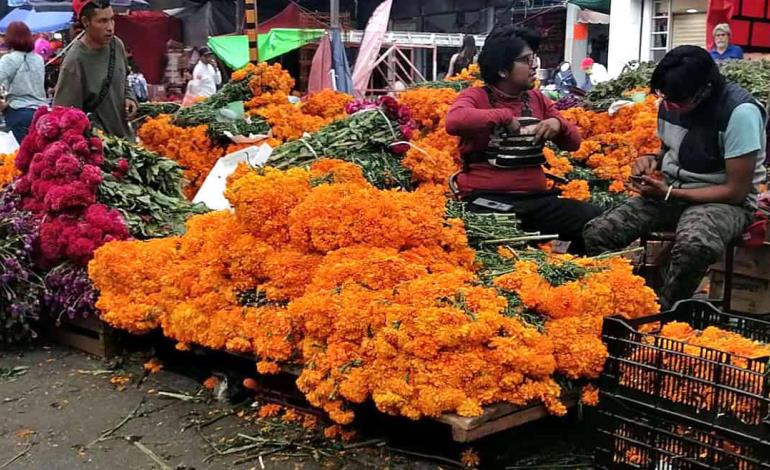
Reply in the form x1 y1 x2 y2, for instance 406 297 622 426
445 86 581 197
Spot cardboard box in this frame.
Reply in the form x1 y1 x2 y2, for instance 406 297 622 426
147 85 166 102
710 242 770 279
709 270 770 315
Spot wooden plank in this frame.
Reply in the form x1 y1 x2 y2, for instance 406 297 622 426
52 327 106 358
438 393 580 443
193 345 581 441
451 404 550 442
437 403 521 429
52 316 120 358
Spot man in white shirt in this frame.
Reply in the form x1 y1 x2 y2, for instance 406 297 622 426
192 47 221 98
580 57 609 91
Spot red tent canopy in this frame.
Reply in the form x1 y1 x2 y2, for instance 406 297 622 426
259 2 327 31
707 0 770 50
116 11 183 84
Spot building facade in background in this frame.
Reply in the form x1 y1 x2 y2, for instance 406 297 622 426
604 0 708 77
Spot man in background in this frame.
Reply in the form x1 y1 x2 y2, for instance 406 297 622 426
710 23 743 61
54 0 137 138
192 47 221 99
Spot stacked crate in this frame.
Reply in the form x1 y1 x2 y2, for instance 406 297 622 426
709 242 770 315
596 300 770 469
164 40 190 100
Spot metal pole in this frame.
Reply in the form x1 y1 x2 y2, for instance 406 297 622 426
330 0 340 28
432 45 437 81
244 0 259 62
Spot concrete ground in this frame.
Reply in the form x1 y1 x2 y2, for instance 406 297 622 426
0 345 596 470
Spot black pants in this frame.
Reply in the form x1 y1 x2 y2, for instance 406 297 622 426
465 192 604 254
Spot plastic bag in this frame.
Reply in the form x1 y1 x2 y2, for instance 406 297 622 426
0 130 19 154
192 143 273 210
182 79 203 108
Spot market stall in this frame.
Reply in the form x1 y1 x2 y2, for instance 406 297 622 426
1 53 769 466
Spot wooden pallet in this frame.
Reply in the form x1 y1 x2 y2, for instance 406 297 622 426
50 315 120 358
437 392 580 442
182 342 580 442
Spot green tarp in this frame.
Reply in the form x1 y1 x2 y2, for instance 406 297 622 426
567 0 611 14
208 28 326 70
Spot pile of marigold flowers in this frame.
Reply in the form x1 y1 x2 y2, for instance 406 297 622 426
562 95 660 187
447 63 483 87
137 63 355 198
90 158 660 425
494 254 659 380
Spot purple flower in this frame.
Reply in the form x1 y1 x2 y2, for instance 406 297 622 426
0 188 42 346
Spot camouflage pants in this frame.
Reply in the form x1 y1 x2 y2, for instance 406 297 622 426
583 197 753 309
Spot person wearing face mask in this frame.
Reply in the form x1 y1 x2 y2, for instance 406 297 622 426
54 0 137 138
445 26 603 254
710 23 743 62
584 46 766 309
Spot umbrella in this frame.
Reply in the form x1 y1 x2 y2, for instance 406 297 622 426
0 8 72 33
8 0 149 12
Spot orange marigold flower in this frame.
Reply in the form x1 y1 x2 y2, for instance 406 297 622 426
398 88 457 131
301 414 319 429
581 384 600 406
202 376 220 390
323 425 343 439
609 180 626 193
258 403 283 418
256 361 281 375
447 63 480 82
559 179 591 202
281 408 302 423
137 115 224 198
143 358 163 374
255 103 328 143
0 152 19 188
460 448 481 468
302 89 353 120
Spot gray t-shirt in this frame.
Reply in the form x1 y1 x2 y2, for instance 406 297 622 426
659 102 767 209
53 37 135 139
0 51 47 110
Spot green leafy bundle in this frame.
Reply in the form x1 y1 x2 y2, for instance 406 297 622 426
586 61 656 110
410 80 474 92
136 102 181 120
98 136 207 238
207 118 271 144
268 109 413 188
721 59 770 105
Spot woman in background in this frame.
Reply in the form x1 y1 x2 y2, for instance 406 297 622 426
0 22 47 142
447 35 478 77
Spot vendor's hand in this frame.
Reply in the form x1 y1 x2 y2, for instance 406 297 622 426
0 99 7 112
636 175 669 199
125 99 138 118
505 118 521 135
632 154 658 177
533 118 561 144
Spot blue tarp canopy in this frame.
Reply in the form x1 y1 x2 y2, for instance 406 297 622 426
0 8 72 33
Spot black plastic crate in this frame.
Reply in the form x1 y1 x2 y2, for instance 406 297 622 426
600 300 770 443
595 396 770 470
